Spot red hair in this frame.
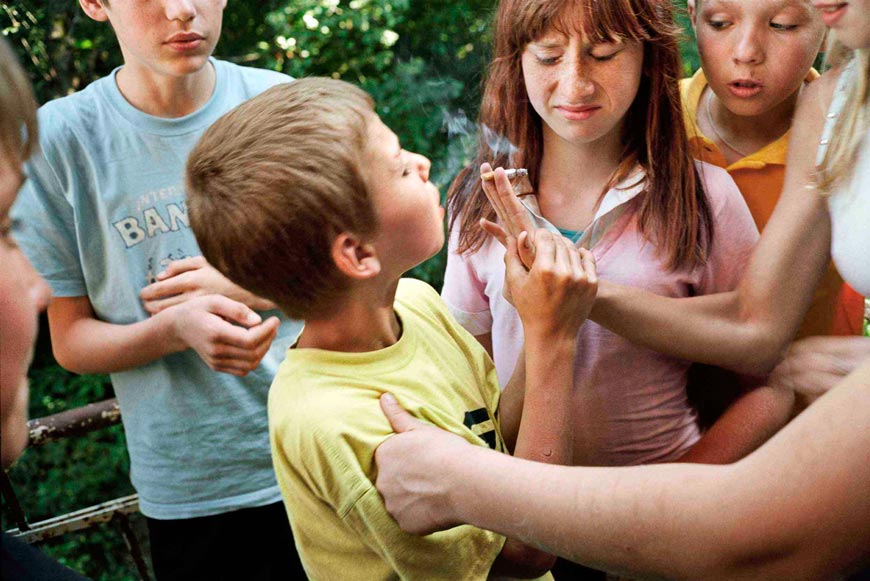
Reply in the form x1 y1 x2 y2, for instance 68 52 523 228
449 0 713 270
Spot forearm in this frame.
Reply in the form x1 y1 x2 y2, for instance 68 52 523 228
49 305 182 374
495 336 575 576
497 347 525 453
510 336 574 465
446 363 870 578
592 282 785 374
678 384 794 464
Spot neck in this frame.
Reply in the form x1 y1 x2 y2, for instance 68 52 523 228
115 60 216 118
702 86 800 161
297 279 402 353
537 125 623 207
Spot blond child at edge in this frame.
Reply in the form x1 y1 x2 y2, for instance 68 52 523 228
185 77 598 580
684 0 865 339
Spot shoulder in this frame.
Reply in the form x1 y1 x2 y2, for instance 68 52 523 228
396 278 444 312
36 78 110 147
213 59 293 96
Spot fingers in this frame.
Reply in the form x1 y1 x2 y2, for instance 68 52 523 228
379 393 424 433
140 272 192 301
503 235 527 284
157 255 207 281
143 293 189 314
204 294 263 328
528 230 556 273
479 163 534 242
480 218 508 248
579 248 598 285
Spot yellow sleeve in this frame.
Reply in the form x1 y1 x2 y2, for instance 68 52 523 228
343 485 506 581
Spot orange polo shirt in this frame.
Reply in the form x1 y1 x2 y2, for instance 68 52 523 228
681 69 864 338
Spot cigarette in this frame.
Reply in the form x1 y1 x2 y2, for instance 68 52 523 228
481 168 528 181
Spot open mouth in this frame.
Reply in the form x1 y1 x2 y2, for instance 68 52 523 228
728 80 763 98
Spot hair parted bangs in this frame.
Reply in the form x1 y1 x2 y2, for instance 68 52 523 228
450 0 713 272
186 78 376 320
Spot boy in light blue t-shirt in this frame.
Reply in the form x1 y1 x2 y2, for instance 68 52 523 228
12 0 304 577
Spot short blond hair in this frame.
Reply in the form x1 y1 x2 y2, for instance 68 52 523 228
186 78 376 319
0 37 38 166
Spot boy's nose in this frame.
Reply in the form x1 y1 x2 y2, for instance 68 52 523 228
412 153 431 182
165 0 197 22
733 27 764 65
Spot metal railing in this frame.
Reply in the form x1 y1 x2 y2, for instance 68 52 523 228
1 399 151 580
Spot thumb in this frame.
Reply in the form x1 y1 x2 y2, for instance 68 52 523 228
380 393 424 433
205 295 263 327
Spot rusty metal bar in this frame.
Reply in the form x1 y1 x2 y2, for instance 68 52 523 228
27 398 121 447
116 511 152 581
5 494 139 545
0 470 31 532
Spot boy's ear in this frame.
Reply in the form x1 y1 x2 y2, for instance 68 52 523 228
79 0 110 22
332 233 381 280
687 0 697 27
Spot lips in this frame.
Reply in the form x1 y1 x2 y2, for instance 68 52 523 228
728 79 763 99
813 2 848 26
165 32 205 51
556 104 601 121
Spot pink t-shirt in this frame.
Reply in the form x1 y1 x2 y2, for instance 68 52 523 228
442 161 759 466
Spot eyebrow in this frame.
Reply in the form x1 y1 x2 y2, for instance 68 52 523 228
705 0 814 16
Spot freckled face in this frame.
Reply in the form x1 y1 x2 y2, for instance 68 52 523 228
0 156 52 468
695 0 826 117
521 21 644 151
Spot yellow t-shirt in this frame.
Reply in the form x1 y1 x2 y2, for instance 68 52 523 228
269 278 537 581
681 69 864 338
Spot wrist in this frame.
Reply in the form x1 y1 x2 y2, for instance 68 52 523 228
152 306 187 354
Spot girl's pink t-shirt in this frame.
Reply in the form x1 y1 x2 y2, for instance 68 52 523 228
442 161 759 466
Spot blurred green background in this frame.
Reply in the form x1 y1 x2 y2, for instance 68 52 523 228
2 1 859 579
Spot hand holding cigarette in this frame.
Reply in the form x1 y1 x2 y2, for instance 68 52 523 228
479 163 537 269
481 168 528 181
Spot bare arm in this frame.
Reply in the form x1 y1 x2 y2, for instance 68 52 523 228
677 382 794 464
592 74 839 373
376 359 870 578
48 294 280 376
480 76 839 374
490 231 598 578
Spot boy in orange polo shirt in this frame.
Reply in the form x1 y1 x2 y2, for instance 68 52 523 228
684 0 864 338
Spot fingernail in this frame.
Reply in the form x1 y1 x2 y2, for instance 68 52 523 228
381 393 396 404
247 313 262 325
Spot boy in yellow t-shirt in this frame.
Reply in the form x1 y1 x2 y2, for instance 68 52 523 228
683 0 864 338
184 78 598 580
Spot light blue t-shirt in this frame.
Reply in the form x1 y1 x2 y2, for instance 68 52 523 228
13 59 302 520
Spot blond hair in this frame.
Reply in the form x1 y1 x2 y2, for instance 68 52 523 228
816 38 870 194
0 37 38 165
186 78 376 319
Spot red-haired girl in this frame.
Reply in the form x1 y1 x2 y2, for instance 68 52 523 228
443 0 786 479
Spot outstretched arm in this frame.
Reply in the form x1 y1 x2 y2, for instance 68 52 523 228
375 359 870 578
481 74 840 374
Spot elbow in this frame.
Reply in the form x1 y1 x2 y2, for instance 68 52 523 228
729 331 789 376
52 343 92 375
